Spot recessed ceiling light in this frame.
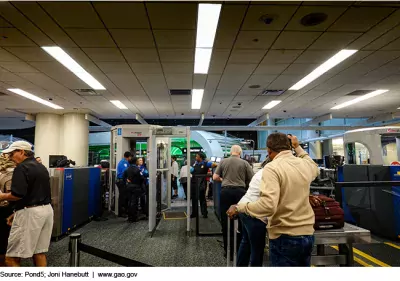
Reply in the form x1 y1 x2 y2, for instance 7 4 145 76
331 90 389 110
110 100 128 110
263 100 281 109
42 46 106 90
289 49 358 91
192 89 204 109
8 88 63 109
194 4 221 74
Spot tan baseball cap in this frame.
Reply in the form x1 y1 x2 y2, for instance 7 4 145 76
2 141 33 154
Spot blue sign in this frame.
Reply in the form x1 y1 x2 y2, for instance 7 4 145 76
117 128 122 136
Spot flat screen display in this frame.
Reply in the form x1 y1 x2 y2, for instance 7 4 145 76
216 157 222 163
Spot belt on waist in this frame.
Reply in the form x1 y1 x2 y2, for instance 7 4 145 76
24 203 50 209
222 186 246 189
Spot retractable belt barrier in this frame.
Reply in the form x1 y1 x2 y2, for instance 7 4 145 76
69 233 152 267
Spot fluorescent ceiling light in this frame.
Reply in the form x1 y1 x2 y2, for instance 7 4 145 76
194 3 221 74
263 100 281 110
110 100 128 110
8 88 63 109
194 48 212 74
331 90 389 110
289 49 358 91
41 46 106 90
192 89 204 109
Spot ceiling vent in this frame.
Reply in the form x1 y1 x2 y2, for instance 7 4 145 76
261 90 285 96
232 105 242 109
301 13 328 26
170 89 191 96
346 90 371 96
249 84 260 89
74 89 101 96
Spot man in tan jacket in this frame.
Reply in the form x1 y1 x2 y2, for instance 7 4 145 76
227 133 319 266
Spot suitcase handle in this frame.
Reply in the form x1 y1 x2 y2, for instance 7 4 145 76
227 217 238 267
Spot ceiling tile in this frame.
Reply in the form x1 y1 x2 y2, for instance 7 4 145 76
218 74 249 91
0 61 39 73
66 29 115 48
130 63 163 74
41 2 103 28
214 29 239 49
158 49 194 62
162 63 193 74
234 31 280 50
254 64 288 75
0 28 35 47
267 75 303 89
153 30 195 48
107 73 143 92
308 32 361 50
193 74 207 89
329 7 395 32
228 49 265 63
96 62 132 74
93 2 149 29
285 6 347 31
82 48 125 62
121 48 159 62
242 5 298 31
224 63 257 75
165 74 193 89
110 29 155 48
0 48 20 61
272 31 322 49
261 49 303 64
294 50 336 63
282 63 318 75
4 47 52 62
146 3 197 30
209 49 230 74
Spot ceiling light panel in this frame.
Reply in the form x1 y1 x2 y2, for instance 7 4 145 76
263 100 282 109
192 89 204 109
289 49 358 91
331 90 389 110
8 88 64 110
110 100 128 110
194 4 221 74
42 46 106 90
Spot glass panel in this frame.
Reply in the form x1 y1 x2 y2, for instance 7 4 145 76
355 142 370 164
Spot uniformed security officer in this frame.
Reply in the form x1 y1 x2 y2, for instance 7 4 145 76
190 152 216 219
116 151 132 217
123 157 145 222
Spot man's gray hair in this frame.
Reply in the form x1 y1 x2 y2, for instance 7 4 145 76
230 145 242 155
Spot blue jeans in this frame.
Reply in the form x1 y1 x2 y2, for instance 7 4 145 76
237 213 267 267
269 234 314 267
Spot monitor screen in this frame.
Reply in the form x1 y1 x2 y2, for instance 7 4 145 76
210 156 216 162
216 157 222 163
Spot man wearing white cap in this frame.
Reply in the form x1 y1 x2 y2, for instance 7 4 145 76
0 141 53 267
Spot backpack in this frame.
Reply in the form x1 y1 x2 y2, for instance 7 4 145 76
312 194 344 230
0 171 13 207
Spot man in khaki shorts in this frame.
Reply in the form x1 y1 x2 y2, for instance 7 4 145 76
0 141 53 267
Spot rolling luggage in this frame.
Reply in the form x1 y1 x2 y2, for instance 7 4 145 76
312 195 344 230
227 218 238 267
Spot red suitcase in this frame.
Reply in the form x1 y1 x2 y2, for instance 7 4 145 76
312 195 344 230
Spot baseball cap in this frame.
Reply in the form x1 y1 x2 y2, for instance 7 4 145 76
2 141 34 154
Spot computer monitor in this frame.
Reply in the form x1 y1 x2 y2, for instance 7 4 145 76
49 155 66 168
210 156 216 162
216 157 222 163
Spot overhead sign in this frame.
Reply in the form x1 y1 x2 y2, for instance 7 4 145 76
182 148 204 153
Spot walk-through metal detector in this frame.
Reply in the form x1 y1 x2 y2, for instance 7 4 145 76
109 125 192 234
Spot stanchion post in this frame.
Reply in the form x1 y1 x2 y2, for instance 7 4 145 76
69 233 81 267
227 218 230 266
233 218 238 266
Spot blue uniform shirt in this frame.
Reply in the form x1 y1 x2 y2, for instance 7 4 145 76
117 159 129 179
139 165 149 185
190 161 212 174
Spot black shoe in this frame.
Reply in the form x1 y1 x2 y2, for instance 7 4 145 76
190 214 196 218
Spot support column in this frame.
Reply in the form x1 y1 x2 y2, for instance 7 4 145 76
62 113 89 166
307 130 322 159
34 113 62 167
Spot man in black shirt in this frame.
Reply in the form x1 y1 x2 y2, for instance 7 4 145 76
0 141 53 267
123 157 145 223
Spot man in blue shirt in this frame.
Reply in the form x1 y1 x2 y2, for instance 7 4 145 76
190 152 216 219
116 151 132 217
